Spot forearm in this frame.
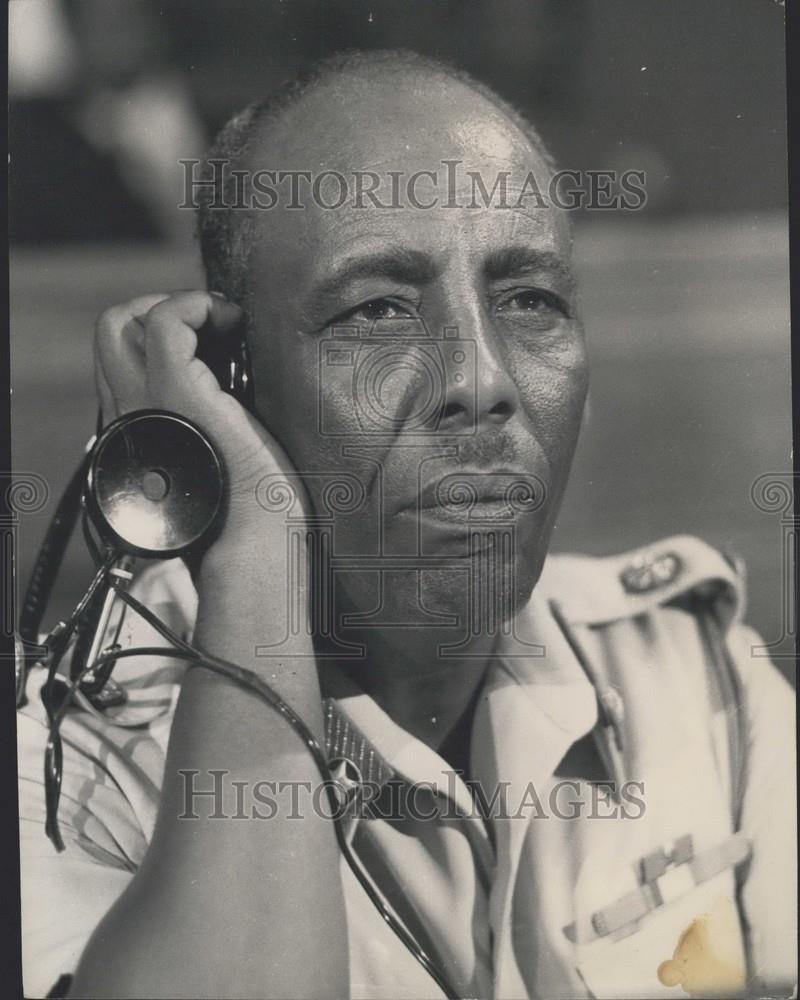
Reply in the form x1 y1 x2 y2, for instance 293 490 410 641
71 542 348 999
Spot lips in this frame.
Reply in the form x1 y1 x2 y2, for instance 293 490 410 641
395 469 546 523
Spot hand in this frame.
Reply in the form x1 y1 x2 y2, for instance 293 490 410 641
94 291 305 554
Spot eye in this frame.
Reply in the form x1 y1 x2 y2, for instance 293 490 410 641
495 289 569 324
339 298 414 325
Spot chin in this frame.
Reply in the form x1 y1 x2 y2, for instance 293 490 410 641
417 543 542 638
329 518 548 650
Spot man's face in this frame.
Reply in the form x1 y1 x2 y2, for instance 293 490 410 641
244 69 588 649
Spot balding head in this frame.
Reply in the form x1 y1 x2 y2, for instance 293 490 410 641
197 49 558 304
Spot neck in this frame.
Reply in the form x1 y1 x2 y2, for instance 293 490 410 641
320 625 497 772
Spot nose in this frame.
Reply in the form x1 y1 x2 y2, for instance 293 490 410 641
437 316 519 432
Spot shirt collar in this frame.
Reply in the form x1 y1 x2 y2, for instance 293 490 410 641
323 588 600 811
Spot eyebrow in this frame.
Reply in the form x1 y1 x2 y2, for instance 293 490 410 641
310 247 440 304
304 243 575 321
484 246 576 293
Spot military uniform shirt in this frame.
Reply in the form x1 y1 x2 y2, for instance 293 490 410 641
17 535 797 998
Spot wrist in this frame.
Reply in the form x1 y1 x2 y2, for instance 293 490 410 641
195 526 312 648
200 504 290 572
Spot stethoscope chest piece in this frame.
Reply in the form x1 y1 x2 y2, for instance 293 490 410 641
85 409 224 558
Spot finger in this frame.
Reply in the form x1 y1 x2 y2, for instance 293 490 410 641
93 347 116 421
144 290 244 365
95 293 173 419
143 292 245 412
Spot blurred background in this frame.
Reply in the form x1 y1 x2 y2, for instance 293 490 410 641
10 0 793 673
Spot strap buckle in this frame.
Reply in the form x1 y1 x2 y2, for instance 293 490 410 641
640 833 694 883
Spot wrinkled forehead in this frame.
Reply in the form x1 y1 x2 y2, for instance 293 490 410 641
243 67 568 277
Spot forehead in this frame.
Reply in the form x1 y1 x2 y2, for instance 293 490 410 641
245 68 569 280
265 67 542 168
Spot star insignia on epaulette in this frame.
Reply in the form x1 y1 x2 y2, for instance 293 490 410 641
620 551 682 594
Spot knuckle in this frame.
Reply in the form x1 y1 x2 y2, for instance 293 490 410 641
95 303 126 339
148 290 210 323
144 298 172 327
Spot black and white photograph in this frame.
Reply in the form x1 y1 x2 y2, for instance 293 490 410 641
7 1 797 997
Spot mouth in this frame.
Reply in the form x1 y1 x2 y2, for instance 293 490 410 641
394 468 546 527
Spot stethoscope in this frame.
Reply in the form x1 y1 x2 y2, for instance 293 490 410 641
16 408 463 1000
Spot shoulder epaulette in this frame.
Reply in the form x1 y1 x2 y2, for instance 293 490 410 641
538 534 745 629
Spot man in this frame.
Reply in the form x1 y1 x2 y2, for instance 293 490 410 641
17 50 796 999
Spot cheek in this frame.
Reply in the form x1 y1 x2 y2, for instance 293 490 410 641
251 334 323 463
250 335 390 532
509 336 589 465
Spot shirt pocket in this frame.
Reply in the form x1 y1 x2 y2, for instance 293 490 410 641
568 841 749 999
